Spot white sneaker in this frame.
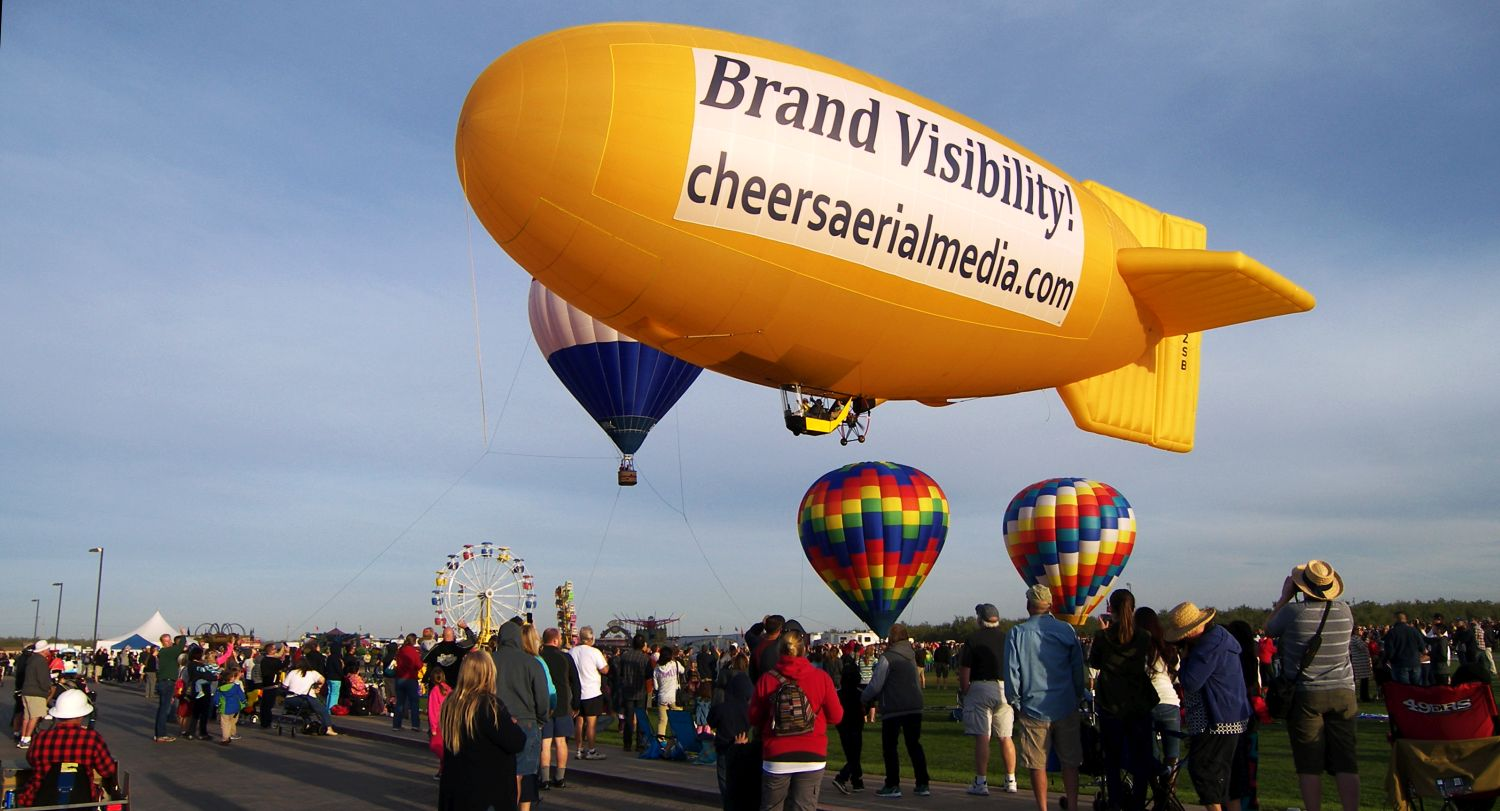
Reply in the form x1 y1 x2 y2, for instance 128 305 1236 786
967 779 990 796
1004 778 1019 793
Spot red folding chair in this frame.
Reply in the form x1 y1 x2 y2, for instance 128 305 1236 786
1383 681 1500 811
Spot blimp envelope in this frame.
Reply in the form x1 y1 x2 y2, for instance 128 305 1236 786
457 23 1315 451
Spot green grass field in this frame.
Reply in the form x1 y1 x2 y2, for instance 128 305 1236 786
832 684 1404 809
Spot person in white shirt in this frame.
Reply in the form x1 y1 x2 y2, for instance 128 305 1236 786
567 626 609 760
283 659 338 736
652 644 685 738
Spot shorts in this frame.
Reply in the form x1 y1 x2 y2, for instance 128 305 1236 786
22 695 49 722
1015 710 1082 771
1287 688 1358 775
1187 732 1238 804
579 695 606 717
962 681 1014 738
516 722 543 775
541 716 573 739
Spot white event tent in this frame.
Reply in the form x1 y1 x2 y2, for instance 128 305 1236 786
95 610 178 651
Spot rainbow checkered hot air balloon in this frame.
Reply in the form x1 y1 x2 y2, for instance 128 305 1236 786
798 462 948 639
1003 478 1136 626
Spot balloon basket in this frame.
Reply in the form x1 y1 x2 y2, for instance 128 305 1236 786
618 459 638 487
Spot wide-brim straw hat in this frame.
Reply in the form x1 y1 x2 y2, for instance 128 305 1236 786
1161 602 1216 642
1291 559 1344 601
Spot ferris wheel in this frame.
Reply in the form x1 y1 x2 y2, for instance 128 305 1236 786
431 542 537 643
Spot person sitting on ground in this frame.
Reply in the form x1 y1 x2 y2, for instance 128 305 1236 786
344 659 375 715
15 689 119 807
284 656 338 736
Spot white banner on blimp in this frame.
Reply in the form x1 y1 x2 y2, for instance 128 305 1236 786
675 48 1084 327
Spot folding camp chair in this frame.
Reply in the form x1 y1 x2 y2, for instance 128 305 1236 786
1383 681 1500 811
665 708 707 759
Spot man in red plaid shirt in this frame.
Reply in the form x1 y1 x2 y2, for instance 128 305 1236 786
16 690 119 807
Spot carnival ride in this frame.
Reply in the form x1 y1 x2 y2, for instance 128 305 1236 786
432 542 538 643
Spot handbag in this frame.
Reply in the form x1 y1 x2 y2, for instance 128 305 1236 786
1266 601 1332 720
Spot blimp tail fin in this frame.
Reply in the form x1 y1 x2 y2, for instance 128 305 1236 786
1058 333 1201 452
1059 182 1213 452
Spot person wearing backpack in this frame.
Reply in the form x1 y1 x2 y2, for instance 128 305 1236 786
748 628 842 811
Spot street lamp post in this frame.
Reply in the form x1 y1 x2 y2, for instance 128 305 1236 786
51 582 63 641
89 547 105 649
31 599 40 638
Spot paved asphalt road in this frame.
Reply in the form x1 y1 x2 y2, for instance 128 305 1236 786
4 682 712 810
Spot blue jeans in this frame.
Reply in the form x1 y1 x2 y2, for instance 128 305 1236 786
1391 666 1422 686
326 680 342 710
1151 702 1183 763
155 680 176 738
394 678 421 729
285 694 332 730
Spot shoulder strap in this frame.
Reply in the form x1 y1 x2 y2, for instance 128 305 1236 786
1292 601 1334 681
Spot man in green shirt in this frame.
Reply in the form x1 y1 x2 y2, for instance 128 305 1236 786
153 634 185 742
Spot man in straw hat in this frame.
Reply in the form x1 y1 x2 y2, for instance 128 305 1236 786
1266 559 1359 811
14 689 120 807
1162 601 1251 811
1003 584 1085 811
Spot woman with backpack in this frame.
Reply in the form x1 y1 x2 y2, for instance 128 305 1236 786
748 628 843 811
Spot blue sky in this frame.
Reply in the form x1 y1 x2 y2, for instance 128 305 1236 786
4 3 1498 641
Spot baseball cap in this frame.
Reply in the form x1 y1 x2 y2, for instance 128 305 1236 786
1026 584 1054 607
975 603 1000 622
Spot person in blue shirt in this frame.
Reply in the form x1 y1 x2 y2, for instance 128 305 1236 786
1004 584 1085 811
1163 602 1251 811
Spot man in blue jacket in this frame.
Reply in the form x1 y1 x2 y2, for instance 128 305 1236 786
1004 585 1085 811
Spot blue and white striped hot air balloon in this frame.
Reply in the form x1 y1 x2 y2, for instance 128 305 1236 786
527 280 703 485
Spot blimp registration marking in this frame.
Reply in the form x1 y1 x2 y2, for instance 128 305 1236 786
675 50 1084 327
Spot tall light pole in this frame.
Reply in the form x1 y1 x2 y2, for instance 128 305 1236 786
51 582 63 641
89 547 105 649
31 599 40 638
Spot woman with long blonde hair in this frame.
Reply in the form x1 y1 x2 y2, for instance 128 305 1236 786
439 653 527 811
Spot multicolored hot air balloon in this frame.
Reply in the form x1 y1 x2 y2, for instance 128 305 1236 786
528 280 703 485
798 461 948 638
1002 478 1136 625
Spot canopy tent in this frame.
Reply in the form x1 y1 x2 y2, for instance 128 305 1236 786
96 610 178 651
110 633 152 651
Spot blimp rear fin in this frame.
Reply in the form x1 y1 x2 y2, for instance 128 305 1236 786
1115 248 1317 337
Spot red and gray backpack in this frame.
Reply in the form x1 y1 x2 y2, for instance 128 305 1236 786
769 669 816 736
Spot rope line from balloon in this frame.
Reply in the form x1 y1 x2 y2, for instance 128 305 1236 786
291 261 532 634
577 486 623 608
615 413 750 623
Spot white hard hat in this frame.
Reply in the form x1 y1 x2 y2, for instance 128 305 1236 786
50 689 94 720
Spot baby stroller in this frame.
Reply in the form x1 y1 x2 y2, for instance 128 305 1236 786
1064 695 1184 811
1067 696 1110 810
240 685 263 725
275 698 324 737
48 672 99 731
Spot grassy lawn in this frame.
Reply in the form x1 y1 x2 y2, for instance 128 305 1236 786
832 684 1406 809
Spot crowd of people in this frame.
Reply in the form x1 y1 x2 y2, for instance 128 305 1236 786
6 559 1498 810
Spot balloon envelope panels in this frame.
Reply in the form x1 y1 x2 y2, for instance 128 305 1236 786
798 461 948 638
528 280 702 482
1003 478 1135 626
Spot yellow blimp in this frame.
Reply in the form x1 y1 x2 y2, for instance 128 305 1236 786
456 22 1315 452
